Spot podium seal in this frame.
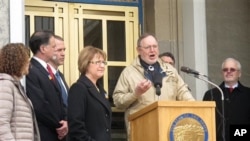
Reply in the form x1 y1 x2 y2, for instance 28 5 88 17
169 113 208 141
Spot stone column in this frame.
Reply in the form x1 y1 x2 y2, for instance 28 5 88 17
0 0 10 47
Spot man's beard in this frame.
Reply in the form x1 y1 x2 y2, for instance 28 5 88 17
52 55 57 60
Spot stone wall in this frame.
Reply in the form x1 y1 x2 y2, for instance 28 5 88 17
0 0 9 47
206 0 250 86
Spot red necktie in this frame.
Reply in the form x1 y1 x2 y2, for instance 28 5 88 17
47 64 55 82
229 87 234 93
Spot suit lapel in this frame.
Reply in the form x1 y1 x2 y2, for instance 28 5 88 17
30 58 61 91
31 58 48 77
80 75 111 112
89 87 110 111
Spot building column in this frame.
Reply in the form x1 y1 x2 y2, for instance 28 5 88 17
182 0 208 100
10 0 25 86
10 0 25 43
0 0 10 47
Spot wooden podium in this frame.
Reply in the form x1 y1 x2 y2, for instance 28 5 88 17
128 101 216 141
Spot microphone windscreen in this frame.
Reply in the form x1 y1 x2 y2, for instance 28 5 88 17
153 73 162 88
180 66 190 73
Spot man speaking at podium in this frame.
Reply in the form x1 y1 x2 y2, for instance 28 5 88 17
113 33 195 141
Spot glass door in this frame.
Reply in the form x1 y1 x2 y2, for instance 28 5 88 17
25 0 139 105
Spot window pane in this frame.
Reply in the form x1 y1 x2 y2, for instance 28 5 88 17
25 15 30 45
107 20 126 61
84 19 103 49
108 66 125 106
35 16 54 32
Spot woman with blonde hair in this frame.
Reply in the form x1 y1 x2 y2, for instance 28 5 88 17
0 43 40 141
68 46 112 141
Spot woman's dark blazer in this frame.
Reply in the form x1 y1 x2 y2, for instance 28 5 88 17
26 58 66 141
68 75 112 141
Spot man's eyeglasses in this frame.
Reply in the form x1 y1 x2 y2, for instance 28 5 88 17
222 68 238 73
89 60 107 65
140 45 158 50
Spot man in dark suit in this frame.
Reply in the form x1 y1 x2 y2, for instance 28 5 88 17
26 30 68 141
48 35 69 140
48 35 69 107
203 57 250 141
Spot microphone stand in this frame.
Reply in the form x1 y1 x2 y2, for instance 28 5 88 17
194 74 226 141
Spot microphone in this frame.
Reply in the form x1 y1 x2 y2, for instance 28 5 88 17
180 66 203 76
181 66 208 77
153 73 162 96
